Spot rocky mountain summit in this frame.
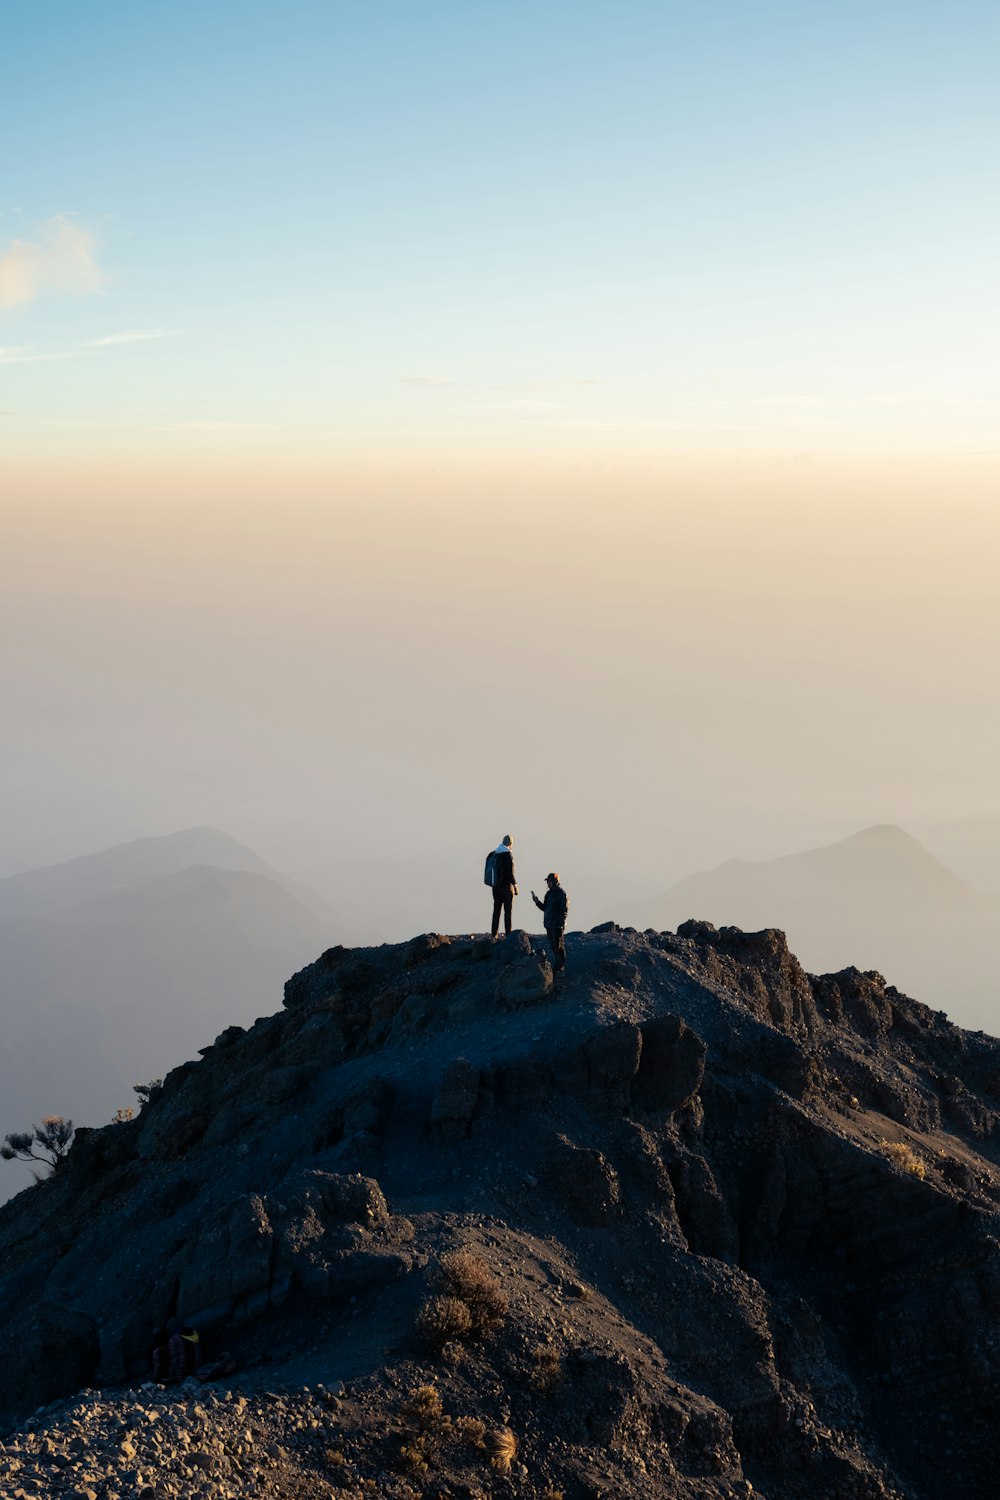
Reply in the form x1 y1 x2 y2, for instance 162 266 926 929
3 920 1000 1499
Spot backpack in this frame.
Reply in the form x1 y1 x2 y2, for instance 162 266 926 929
484 850 497 886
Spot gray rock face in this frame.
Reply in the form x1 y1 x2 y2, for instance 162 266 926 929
542 1134 621 1225
633 1014 705 1112
431 1058 481 1142
4 921 1000 1499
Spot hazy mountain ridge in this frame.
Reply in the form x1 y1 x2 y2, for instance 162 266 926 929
3 921 1000 1496
660 823 983 908
643 823 1000 1027
0 832 337 1203
919 810 1000 894
0 826 328 923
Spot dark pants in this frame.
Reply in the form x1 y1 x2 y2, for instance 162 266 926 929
491 884 513 937
546 927 566 973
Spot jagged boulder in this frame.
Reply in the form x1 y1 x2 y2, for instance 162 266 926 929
573 1022 643 1108
632 1014 705 1113
541 1134 621 1225
496 951 553 1008
283 943 354 1009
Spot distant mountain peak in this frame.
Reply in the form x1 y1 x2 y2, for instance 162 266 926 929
0 827 325 924
826 824 972 886
841 823 926 849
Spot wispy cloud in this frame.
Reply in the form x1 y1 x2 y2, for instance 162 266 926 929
491 379 598 391
0 344 77 367
83 328 175 348
176 421 271 432
400 375 453 387
552 417 676 431
478 399 569 413
0 329 177 368
0 216 107 309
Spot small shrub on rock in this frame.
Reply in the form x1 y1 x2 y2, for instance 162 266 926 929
133 1079 163 1107
436 1250 509 1335
415 1294 473 1350
440 1338 468 1369
399 1437 431 1475
530 1344 564 1395
882 1140 926 1179
456 1415 486 1450
398 1382 453 1475
401 1384 444 1429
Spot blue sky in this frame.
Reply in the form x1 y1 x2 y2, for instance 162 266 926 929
3 0 999 459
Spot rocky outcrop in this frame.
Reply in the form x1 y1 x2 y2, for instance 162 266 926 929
4 920 1000 1499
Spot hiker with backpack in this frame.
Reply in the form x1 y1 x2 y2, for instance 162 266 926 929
485 834 518 939
151 1317 202 1382
532 872 569 976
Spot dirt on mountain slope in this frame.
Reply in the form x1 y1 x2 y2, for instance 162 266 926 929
2 919 1000 1499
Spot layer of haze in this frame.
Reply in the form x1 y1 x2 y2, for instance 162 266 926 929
3 458 999 939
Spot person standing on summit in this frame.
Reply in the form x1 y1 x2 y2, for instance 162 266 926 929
532 871 569 976
488 834 517 939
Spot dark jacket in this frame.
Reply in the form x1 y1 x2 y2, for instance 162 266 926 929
539 883 568 932
152 1328 201 1382
493 849 516 890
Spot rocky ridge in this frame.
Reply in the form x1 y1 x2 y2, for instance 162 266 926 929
2 919 1000 1499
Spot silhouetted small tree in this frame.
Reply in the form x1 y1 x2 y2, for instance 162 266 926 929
1 1115 74 1176
133 1079 163 1107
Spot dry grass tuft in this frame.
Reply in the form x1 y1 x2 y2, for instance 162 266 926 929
486 1426 518 1473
